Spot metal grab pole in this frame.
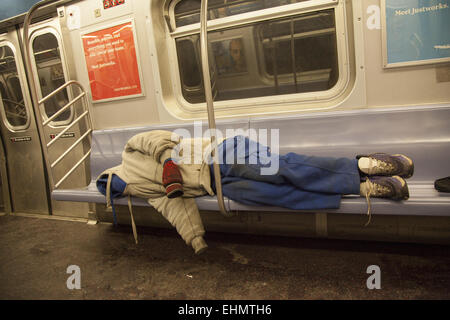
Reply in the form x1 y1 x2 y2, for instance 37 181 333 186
199 0 232 217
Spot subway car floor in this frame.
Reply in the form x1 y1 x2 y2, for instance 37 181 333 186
0 214 449 300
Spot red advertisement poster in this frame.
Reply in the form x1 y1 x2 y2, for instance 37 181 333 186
82 21 142 101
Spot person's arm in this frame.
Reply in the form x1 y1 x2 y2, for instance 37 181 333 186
148 196 207 254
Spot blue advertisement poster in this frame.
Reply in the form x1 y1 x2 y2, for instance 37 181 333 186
384 0 450 66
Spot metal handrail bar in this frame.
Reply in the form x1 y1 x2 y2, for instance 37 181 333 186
269 22 279 94
260 27 335 43
73 81 94 131
47 110 89 148
42 91 85 126
5 110 27 120
290 17 298 92
33 47 59 56
51 129 92 168
200 0 232 217
38 79 79 105
54 150 91 189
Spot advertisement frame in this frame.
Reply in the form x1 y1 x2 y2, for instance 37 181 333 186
80 18 145 103
381 0 450 69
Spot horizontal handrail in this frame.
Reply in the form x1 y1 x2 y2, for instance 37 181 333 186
5 110 27 120
38 80 80 105
51 129 92 169
47 110 89 148
54 150 91 189
33 48 58 56
43 92 85 127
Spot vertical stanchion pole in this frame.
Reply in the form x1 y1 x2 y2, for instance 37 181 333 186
199 0 231 217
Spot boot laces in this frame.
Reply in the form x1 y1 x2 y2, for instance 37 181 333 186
363 180 390 227
370 180 391 196
364 181 373 227
372 158 394 174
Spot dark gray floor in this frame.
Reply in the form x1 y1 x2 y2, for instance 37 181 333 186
0 214 449 300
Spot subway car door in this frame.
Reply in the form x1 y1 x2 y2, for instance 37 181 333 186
0 27 50 215
26 17 89 218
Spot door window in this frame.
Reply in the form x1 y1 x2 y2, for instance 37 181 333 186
0 45 29 129
32 32 71 124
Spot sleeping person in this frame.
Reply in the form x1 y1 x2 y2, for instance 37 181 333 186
97 130 413 254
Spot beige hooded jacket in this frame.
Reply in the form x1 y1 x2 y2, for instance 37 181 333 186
97 130 216 254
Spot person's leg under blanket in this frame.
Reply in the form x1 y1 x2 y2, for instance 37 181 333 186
210 136 361 209
218 153 361 196
218 175 344 210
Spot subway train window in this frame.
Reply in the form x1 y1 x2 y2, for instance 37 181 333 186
0 45 29 129
259 10 338 87
176 36 219 103
176 38 202 100
172 5 339 103
173 0 309 28
32 32 71 125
